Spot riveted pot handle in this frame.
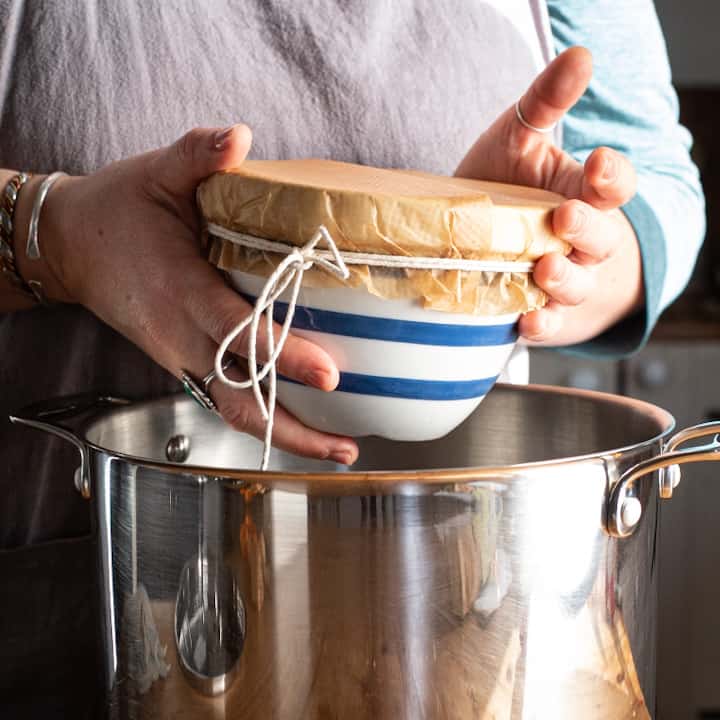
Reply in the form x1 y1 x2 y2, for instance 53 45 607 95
9 394 131 499
606 421 720 538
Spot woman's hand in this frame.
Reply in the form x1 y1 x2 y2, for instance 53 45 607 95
456 47 643 346
31 126 359 464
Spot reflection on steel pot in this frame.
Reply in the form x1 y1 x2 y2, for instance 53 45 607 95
174 477 246 697
10 385 720 719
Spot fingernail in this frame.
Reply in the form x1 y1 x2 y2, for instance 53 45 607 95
547 258 569 287
305 368 335 390
213 125 236 151
329 448 354 465
524 313 547 341
601 155 616 182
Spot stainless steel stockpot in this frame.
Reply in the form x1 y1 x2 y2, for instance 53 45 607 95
11 384 720 719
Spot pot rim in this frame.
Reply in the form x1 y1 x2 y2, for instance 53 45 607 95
78 383 676 490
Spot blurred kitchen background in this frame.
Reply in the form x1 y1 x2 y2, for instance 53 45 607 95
529 3 720 717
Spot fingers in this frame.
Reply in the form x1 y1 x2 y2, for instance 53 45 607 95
182 339 358 464
521 194 641 346
182 261 339 390
213 376 359 464
533 200 625 307
581 147 637 210
517 46 593 133
454 46 594 187
532 252 595 306
552 199 625 264
518 302 565 343
150 124 253 197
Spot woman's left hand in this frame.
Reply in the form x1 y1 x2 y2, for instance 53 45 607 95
456 46 643 346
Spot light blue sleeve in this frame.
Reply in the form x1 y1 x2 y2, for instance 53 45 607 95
546 0 706 356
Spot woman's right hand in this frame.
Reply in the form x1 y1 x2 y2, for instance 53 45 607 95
22 125 359 465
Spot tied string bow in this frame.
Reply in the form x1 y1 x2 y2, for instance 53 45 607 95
214 226 350 470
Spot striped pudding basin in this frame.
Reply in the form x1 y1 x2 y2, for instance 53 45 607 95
229 271 519 441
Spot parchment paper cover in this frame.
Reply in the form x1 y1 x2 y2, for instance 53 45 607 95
198 160 570 315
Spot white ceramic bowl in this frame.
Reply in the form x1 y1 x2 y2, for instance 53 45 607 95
229 271 519 441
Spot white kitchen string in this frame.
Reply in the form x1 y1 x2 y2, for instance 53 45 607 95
208 222 535 470
206 222 535 274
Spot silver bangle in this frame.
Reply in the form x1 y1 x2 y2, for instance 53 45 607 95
27 171 68 260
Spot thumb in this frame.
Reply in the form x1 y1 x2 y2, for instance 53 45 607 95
152 124 253 197
455 47 592 182
516 46 592 134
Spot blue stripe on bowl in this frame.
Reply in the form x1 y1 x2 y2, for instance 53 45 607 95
241 293 517 347
281 371 498 400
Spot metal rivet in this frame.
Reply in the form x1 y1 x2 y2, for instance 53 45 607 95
166 434 191 463
620 497 642 530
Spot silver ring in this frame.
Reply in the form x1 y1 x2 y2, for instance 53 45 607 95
181 358 235 414
202 357 235 392
514 100 556 134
